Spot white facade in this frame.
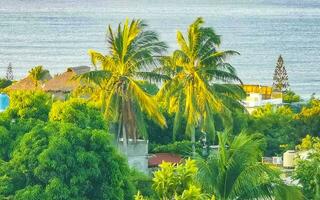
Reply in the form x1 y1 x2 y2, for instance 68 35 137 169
242 93 283 113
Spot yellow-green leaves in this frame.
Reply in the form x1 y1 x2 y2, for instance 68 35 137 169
158 18 243 142
82 19 167 141
152 158 200 199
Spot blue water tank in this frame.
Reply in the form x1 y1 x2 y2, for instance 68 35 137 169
0 93 9 112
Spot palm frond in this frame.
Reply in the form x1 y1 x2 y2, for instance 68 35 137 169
135 71 171 82
76 70 111 87
128 78 166 128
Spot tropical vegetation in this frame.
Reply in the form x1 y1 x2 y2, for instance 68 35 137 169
157 18 245 151
0 18 319 199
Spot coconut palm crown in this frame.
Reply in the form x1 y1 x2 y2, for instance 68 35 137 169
28 65 50 87
78 19 168 142
157 17 246 143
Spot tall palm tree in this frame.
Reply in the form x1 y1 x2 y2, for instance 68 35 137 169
78 19 168 151
157 17 245 150
196 132 303 200
28 65 50 87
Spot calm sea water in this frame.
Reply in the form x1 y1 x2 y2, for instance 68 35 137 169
1 0 320 97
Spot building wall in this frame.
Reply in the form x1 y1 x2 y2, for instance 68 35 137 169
117 139 149 174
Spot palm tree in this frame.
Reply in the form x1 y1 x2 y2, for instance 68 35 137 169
157 17 245 151
196 132 303 200
28 65 50 88
78 19 168 152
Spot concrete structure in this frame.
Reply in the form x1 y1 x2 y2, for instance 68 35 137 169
241 84 283 113
283 150 297 168
117 139 149 174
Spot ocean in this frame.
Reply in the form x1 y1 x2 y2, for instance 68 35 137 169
0 0 320 97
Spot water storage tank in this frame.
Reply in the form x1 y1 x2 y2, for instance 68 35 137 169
283 150 296 168
0 93 9 112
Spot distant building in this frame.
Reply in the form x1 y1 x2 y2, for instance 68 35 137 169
242 84 283 113
148 153 182 168
148 153 183 174
7 72 52 91
43 66 90 99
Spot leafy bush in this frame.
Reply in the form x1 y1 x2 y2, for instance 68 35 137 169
152 159 207 200
0 126 10 160
130 169 154 198
0 115 44 161
249 105 297 156
294 135 320 199
295 99 320 137
49 98 106 130
0 79 12 89
6 91 52 121
0 122 133 199
283 90 301 103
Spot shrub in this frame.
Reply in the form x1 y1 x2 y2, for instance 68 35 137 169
6 91 51 121
249 105 297 156
49 98 106 130
283 90 301 103
0 122 132 199
0 79 12 89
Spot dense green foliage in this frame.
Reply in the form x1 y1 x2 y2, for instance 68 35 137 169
0 122 133 199
294 135 320 199
2 18 319 199
248 105 297 156
282 90 301 103
0 94 136 200
49 98 106 129
136 159 211 200
0 78 13 89
137 133 303 200
78 19 167 142
295 99 320 137
153 159 208 200
157 17 245 146
196 132 302 200
6 91 52 121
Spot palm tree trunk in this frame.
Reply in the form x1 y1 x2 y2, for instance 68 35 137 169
192 132 196 156
121 91 128 156
100 89 106 113
122 121 128 156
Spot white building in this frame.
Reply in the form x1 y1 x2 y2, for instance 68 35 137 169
241 84 283 113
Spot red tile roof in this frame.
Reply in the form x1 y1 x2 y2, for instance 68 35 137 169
148 153 182 168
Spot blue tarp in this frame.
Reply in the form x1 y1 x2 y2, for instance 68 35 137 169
0 93 9 112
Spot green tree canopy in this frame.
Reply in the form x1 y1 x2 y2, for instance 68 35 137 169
295 99 320 137
49 98 106 130
0 122 133 200
294 135 320 199
0 78 13 89
5 91 52 121
249 104 297 156
282 90 301 103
